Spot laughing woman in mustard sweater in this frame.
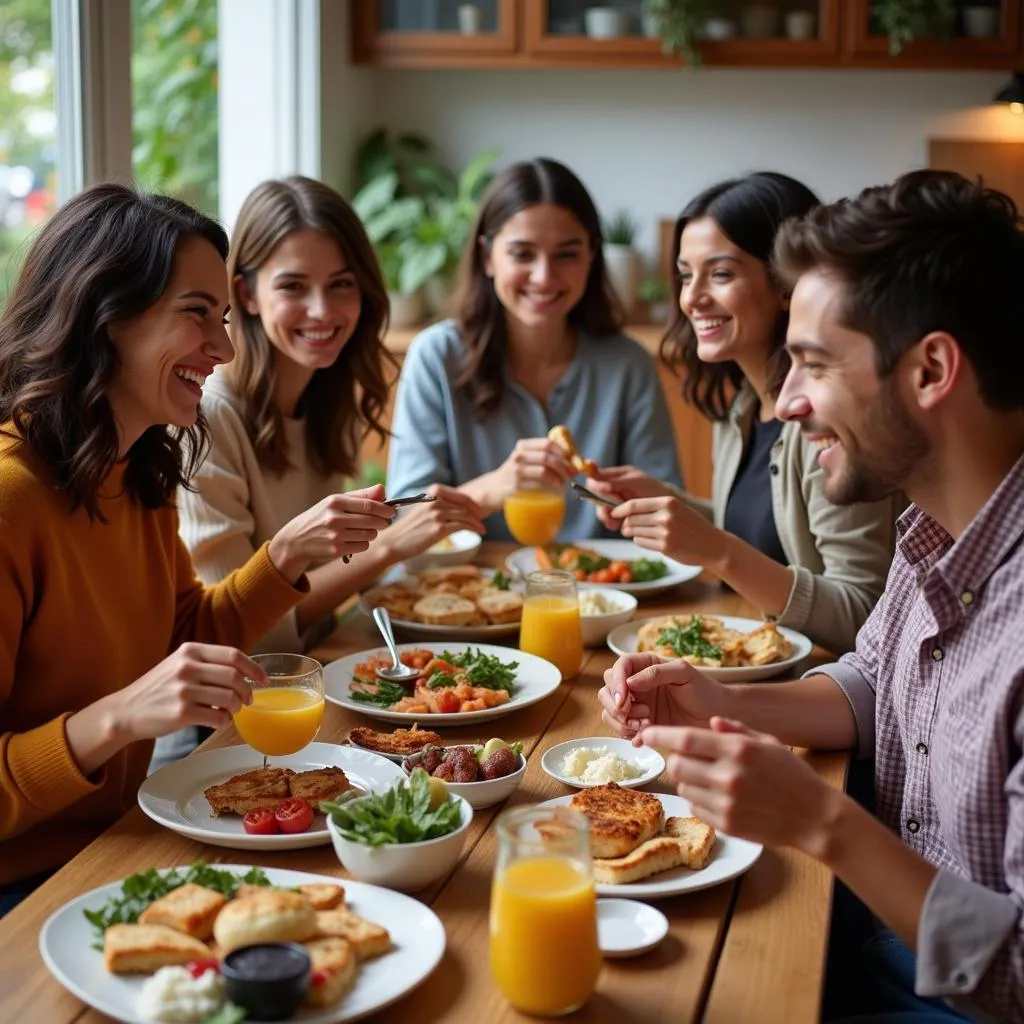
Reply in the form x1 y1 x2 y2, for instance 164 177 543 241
0 184 393 914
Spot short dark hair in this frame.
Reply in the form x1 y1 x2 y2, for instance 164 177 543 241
661 171 820 421
450 157 623 418
0 181 229 520
773 169 1024 411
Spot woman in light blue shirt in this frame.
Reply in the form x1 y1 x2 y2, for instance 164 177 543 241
387 158 683 542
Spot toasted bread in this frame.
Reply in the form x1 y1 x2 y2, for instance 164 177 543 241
569 783 665 859
204 767 294 817
289 767 350 805
663 816 717 869
412 592 480 627
348 724 443 756
297 883 346 912
137 883 226 940
367 584 420 620
315 908 392 961
213 889 318 955
476 590 524 625
103 923 211 974
303 936 358 1008
548 425 598 476
592 836 690 885
417 565 482 587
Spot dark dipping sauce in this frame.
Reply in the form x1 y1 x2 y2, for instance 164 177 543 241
221 942 311 1022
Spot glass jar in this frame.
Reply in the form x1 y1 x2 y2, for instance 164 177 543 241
519 568 583 679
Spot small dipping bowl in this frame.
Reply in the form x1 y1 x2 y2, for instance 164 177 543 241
221 942 311 1021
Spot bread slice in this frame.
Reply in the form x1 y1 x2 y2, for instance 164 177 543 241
103 923 212 974
204 767 294 817
213 889 318 955
314 908 392 961
137 883 226 940
418 565 482 588
413 592 479 627
663 816 717 869
476 590 524 625
548 425 598 476
303 936 358 1008
592 836 689 885
569 783 665 859
297 883 346 912
289 767 350 805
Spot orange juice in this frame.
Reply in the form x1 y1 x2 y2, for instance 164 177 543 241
233 687 324 756
503 490 565 546
490 856 600 1015
520 595 582 679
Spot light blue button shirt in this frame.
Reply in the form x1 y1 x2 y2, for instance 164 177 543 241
386 320 684 542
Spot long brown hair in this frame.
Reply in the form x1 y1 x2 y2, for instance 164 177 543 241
227 176 393 477
660 172 820 421
0 182 228 521
450 158 622 419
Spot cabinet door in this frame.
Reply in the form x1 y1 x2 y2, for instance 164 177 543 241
524 1 841 68
352 0 519 67
844 0 1022 66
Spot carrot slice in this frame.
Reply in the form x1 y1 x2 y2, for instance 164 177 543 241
535 546 554 569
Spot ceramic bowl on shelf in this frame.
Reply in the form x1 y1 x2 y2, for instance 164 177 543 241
584 7 628 39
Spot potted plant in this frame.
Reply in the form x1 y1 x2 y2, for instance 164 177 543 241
643 0 725 66
871 0 956 54
602 210 642 319
638 276 671 325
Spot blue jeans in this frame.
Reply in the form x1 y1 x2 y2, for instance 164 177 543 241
0 868 55 918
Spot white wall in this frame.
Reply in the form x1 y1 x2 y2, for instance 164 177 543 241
358 68 1024 265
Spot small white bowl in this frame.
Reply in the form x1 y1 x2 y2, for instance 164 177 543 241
597 899 669 957
326 794 472 892
578 588 638 647
402 530 482 573
541 737 664 790
402 746 526 809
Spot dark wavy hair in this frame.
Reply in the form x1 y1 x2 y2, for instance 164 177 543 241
450 158 623 418
773 169 1024 412
0 182 228 521
660 172 820 421
228 176 394 478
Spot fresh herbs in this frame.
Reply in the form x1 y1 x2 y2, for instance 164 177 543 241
574 553 611 575
425 648 519 692
490 570 511 591
322 768 462 846
631 558 668 582
350 678 409 708
83 861 271 945
203 1004 247 1024
657 616 723 661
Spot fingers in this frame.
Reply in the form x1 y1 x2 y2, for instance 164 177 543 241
346 483 386 502
710 716 780 745
181 643 265 689
330 492 393 523
595 505 620 531
426 483 485 518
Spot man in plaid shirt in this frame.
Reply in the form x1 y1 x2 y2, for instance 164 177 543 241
600 170 1024 1022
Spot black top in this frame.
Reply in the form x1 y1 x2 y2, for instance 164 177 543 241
723 415 788 566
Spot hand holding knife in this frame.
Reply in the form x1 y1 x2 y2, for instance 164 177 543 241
341 493 438 563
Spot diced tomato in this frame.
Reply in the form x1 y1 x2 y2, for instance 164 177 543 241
242 808 278 835
310 969 327 986
274 797 314 834
434 689 460 714
185 958 220 979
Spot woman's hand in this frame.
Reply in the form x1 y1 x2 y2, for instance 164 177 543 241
585 465 676 531
267 484 393 582
376 484 486 564
483 439 574 509
609 495 727 569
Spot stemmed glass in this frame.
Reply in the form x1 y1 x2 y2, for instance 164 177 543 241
503 488 566 547
232 653 325 768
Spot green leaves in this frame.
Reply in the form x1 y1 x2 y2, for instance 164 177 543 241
631 558 669 582
656 615 722 660
322 769 462 846
350 679 409 708
426 648 519 692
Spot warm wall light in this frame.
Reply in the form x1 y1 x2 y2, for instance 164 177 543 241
994 71 1024 114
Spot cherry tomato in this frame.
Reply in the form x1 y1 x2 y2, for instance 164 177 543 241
274 797 314 834
242 808 278 835
185 958 220 979
310 968 327 987
435 689 460 714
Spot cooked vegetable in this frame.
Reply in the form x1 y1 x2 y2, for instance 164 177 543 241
425 647 519 693
350 678 409 708
631 558 669 582
657 616 723 661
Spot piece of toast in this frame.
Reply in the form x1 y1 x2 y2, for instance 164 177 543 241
289 767 350 805
296 883 346 912
417 565 482 588
548 425 598 476
413 592 480 627
103 923 212 974
569 783 665 859
663 816 717 870
204 767 294 817
137 883 226 940
303 936 358 1008
592 836 690 885
348 724 443 756
476 590 524 625
213 889 318 956
314 907 392 961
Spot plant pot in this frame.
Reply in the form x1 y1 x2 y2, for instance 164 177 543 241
388 289 425 329
784 10 817 40
602 244 642 319
701 17 737 40
961 6 999 37
584 7 628 39
457 3 483 36
641 12 662 39
740 4 780 39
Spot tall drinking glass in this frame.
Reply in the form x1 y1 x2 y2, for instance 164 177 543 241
519 568 583 679
490 805 601 1016
503 489 565 547
232 653 325 767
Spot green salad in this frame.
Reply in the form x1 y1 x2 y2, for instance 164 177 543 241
656 615 723 661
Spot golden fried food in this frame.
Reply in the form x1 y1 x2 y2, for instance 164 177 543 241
348 724 444 756
636 614 793 668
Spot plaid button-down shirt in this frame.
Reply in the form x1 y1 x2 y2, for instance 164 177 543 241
821 454 1024 1023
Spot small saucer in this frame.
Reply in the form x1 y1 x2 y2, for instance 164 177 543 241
596 898 669 958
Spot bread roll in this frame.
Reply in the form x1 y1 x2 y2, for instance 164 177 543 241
213 889 318 955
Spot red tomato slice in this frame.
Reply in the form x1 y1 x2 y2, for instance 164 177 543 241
274 797 314 834
185 958 220 979
242 808 278 835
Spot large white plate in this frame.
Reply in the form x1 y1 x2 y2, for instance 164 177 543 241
606 614 813 683
540 793 762 899
138 743 405 850
39 866 445 1024
324 641 561 725
506 539 701 597
358 566 521 640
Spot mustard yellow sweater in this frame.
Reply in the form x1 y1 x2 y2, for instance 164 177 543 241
0 432 308 883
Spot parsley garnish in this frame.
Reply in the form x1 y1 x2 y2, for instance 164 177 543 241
350 679 409 708
425 647 518 693
657 616 723 661
490 570 511 591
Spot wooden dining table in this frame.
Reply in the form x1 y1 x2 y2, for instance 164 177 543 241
0 542 848 1024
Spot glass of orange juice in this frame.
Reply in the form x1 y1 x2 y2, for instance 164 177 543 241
503 489 565 546
519 569 583 680
490 804 601 1016
233 653 325 767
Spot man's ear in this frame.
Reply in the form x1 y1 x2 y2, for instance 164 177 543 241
907 331 962 412
234 273 259 316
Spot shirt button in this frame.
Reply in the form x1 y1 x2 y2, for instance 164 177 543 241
931 648 944 662
916 742 928 755
953 970 969 989
907 818 920 834
769 464 779 476
960 590 974 606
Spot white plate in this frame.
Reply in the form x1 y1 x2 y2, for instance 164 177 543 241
39 866 445 1024
138 743 405 850
358 566 521 640
597 899 669 957
541 737 664 789
324 642 561 725
402 529 483 573
540 793 762 899
606 614 813 683
506 539 701 597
